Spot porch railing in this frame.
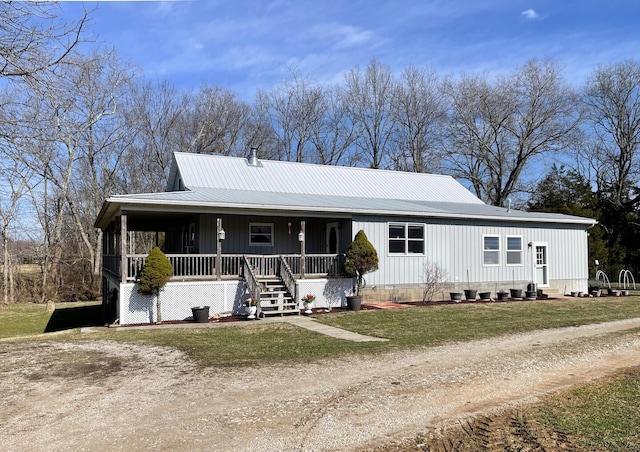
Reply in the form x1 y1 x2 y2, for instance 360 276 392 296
122 253 345 282
242 256 261 306
279 256 297 303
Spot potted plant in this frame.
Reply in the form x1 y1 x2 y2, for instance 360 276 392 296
343 230 379 311
479 291 491 301
464 270 476 301
510 288 523 300
496 290 509 301
301 294 315 314
246 297 258 320
449 292 463 302
137 246 173 324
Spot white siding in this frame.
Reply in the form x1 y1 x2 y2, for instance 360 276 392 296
352 216 590 291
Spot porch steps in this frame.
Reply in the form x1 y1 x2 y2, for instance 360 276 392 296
258 278 300 317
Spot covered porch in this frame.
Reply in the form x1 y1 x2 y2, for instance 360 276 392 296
99 210 354 323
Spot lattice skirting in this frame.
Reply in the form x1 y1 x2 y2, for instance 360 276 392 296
117 278 354 325
119 280 246 325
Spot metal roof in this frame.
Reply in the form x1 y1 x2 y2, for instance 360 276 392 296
170 152 485 204
95 152 597 228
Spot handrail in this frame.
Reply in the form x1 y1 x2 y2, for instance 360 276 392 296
618 269 637 290
242 256 261 314
279 256 297 305
595 269 611 289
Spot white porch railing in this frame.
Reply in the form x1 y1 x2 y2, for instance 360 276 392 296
123 253 344 282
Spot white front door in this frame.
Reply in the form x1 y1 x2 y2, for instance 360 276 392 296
326 222 339 254
535 244 549 287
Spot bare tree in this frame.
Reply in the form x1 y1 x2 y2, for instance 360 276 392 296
421 261 448 303
583 60 640 209
123 80 188 192
0 1 87 79
0 155 30 304
441 59 582 205
255 69 325 162
308 85 358 166
184 86 252 156
391 65 446 173
343 59 397 169
11 49 134 300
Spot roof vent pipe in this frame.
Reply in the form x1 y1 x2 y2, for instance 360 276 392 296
247 147 261 167
507 198 511 213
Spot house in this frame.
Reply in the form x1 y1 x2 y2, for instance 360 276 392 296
95 150 596 325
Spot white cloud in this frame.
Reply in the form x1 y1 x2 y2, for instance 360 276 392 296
521 9 540 20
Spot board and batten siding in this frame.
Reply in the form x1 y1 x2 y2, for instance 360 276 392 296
198 214 352 255
352 216 590 291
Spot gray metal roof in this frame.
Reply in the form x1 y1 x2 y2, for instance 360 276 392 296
96 152 596 228
171 152 485 204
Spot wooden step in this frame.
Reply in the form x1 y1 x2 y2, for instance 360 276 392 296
260 307 300 317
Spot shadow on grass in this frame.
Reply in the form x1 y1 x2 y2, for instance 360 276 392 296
45 304 104 332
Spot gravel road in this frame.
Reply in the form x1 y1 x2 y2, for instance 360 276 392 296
2 318 640 451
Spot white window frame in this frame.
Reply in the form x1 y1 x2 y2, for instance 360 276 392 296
388 222 425 255
482 235 500 266
249 222 274 247
506 235 523 266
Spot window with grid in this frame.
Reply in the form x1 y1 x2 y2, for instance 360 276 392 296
506 236 522 265
249 223 273 246
483 235 500 266
388 223 425 254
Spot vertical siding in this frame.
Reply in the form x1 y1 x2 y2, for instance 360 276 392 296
352 216 590 289
199 214 351 255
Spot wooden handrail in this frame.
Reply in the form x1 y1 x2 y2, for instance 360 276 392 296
242 256 261 312
279 256 297 304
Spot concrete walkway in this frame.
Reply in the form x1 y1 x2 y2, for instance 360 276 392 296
282 316 388 342
82 314 389 342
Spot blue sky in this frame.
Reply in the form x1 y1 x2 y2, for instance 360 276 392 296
60 0 640 100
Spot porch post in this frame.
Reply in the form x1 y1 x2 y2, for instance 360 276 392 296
300 220 306 279
216 217 222 280
120 213 128 283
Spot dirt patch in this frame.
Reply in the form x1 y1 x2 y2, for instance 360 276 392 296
1 319 640 451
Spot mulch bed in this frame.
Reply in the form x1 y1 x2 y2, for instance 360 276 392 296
121 294 627 327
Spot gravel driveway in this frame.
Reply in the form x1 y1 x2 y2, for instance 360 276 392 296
2 318 640 451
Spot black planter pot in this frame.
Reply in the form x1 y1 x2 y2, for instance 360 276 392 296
510 289 523 299
346 295 363 311
191 306 210 323
450 292 463 302
479 291 491 301
525 291 537 300
464 289 477 301
496 292 509 301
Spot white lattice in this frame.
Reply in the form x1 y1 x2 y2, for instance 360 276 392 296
117 278 353 325
119 280 246 325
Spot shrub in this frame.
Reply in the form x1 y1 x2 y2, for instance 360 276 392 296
343 230 378 296
137 247 172 323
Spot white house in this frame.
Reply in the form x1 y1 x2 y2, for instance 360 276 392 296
95 151 596 325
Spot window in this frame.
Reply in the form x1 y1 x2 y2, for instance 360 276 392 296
249 223 273 246
506 236 523 265
388 223 425 254
483 235 500 266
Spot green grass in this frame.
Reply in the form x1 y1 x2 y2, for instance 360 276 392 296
65 297 640 367
0 301 102 339
316 297 640 348
4 297 640 366
533 367 640 451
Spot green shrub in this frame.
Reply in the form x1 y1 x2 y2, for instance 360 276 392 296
343 230 378 296
137 247 172 323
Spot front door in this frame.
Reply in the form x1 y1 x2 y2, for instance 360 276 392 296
535 244 549 287
326 222 339 254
